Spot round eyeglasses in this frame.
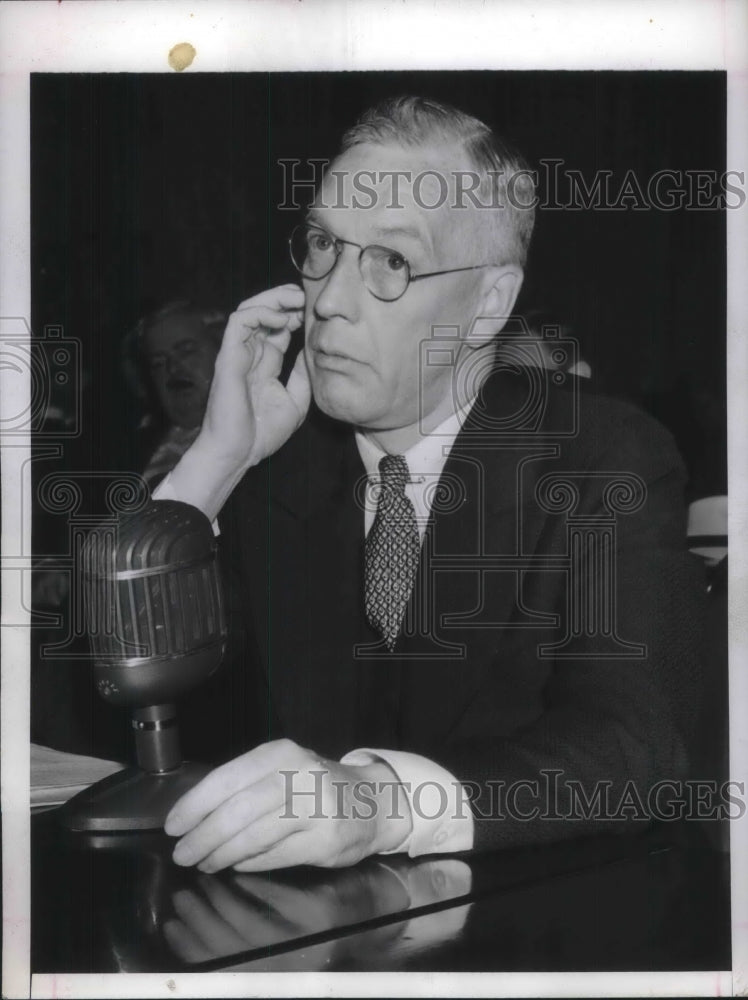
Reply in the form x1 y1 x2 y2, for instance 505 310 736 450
289 223 498 303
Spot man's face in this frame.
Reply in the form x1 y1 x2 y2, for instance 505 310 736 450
302 142 494 438
144 314 219 430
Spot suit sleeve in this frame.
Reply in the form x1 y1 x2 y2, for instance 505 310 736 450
436 407 708 851
174 465 275 765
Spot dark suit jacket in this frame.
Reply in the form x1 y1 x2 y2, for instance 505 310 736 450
181 365 706 851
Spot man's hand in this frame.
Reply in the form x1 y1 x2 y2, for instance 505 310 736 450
164 739 413 873
165 284 311 521
199 284 310 469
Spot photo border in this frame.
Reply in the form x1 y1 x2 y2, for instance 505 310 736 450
2 2 746 997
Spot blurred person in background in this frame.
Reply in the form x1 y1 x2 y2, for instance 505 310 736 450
31 302 226 753
122 301 226 488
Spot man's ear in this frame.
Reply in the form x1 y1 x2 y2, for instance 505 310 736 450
467 265 524 347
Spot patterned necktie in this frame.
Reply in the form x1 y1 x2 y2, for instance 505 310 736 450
365 454 421 651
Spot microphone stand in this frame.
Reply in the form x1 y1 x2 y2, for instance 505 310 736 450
58 500 226 835
60 703 212 832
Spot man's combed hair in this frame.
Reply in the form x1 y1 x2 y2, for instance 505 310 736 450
340 96 536 267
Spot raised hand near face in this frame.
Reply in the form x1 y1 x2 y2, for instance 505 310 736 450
164 284 311 521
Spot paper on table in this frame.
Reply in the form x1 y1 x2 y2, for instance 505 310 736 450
30 742 127 807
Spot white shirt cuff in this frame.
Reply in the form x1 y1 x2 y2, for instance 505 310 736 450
152 473 220 536
340 748 475 858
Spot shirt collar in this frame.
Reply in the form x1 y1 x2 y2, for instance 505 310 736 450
355 395 477 481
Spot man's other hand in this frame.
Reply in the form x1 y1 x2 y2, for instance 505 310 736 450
163 285 311 520
164 739 413 872
199 283 311 470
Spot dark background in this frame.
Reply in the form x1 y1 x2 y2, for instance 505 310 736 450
29 70 727 758
26 82 731 977
31 70 727 496
30 70 728 751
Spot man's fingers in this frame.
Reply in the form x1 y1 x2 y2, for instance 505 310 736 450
228 291 304 346
220 308 296 360
165 752 260 837
234 283 304 315
217 307 302 389
165 739 302 836
285 349 313 418
196 808 299 874
172 774 281 868
237 305 300 335
230 829 317 873
220 282 304 355
251 331 292 383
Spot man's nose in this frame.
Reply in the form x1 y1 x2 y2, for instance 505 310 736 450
312 249 363 322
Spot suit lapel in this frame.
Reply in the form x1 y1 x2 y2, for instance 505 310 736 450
394 369 562 750
251 408 402 757
402 370 557 650
240 371 565 756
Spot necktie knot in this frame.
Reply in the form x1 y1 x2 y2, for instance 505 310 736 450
378 454 409 493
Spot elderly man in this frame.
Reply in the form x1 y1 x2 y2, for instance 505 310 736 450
156 97 703 873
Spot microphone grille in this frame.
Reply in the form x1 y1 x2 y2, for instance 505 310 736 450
82 501 226 665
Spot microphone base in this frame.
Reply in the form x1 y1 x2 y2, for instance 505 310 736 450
58 761 212 833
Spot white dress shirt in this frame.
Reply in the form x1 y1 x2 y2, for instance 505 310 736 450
154 399 477 857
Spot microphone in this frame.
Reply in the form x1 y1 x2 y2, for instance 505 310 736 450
60 499 227 833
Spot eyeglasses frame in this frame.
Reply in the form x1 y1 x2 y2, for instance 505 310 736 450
288 222 499 303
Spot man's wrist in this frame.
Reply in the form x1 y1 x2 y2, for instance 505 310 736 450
192 425 256 474
166 430 254 522
356 760 413 855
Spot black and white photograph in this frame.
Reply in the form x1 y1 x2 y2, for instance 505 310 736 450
1 3 746 997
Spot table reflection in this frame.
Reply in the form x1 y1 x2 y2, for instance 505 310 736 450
32 811 730 974
36 822 473 971
159 857 472 968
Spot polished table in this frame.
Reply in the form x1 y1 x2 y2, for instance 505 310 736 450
31 809 730 973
